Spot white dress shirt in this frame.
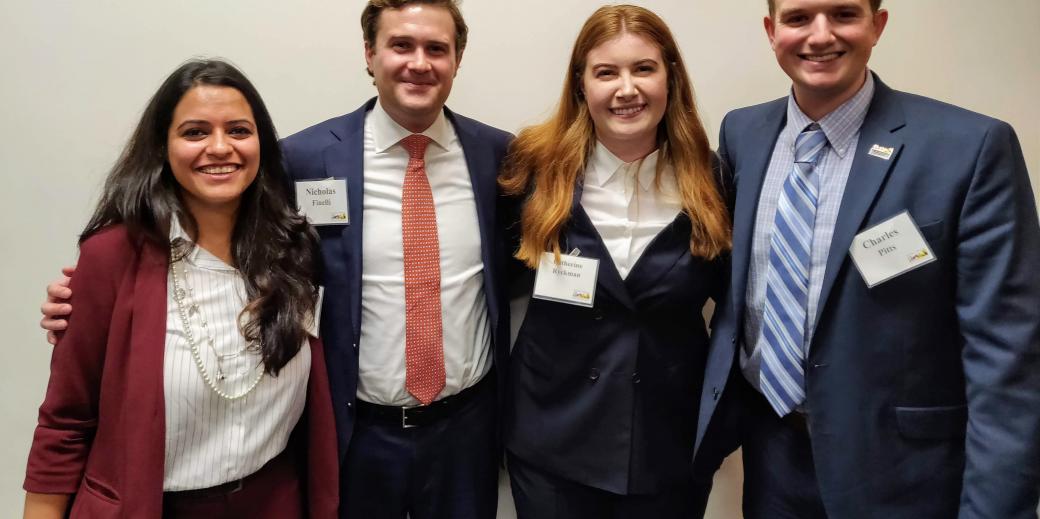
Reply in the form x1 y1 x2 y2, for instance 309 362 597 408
357 100 491 406
580 141 682 279
163 219 311 490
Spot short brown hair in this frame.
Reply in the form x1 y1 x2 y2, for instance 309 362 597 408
768 0 882 17
361 0 468 55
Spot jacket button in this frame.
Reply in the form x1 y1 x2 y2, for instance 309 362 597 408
731 336 737 345
588 368 600 382
631 372 641 384
346 402 353 408
352 342 358 350
713 387 720 401
593 311 604 321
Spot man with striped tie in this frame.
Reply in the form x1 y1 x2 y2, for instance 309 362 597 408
694 0 1040 517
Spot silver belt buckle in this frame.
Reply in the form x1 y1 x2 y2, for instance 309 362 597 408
401 405 419 429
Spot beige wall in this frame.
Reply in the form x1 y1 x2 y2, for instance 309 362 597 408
1 1 1037 514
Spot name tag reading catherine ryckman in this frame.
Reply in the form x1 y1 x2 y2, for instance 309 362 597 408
295 179 349 225
532 252 599 308
848 211 937 288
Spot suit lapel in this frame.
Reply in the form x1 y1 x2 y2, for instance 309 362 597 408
624 214 691 297
567 186 635 311
813 78 906 328
321 102 369 345
730 99 787 322
128 241 170 497
447 109 502 334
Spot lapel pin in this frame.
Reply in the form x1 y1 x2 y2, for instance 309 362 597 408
868 144 894 160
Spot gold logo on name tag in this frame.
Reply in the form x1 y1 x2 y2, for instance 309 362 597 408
907 248 930 263
868 144 894 160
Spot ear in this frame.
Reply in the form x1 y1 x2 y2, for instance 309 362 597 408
871 9 889 45
764 15 777 49
364 41 376 75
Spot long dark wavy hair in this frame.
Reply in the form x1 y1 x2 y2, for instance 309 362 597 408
82 59 320 375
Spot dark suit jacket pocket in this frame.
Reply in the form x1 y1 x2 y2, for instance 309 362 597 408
917 219 945 245
895 404 967 440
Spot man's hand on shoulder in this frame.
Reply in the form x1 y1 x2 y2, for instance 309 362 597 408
40 265 75 345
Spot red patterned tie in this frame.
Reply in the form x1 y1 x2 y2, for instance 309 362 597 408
401 134 445 405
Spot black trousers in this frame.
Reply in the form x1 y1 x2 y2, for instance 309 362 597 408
507 452 703 519
341 376 498 519
739 376 828 519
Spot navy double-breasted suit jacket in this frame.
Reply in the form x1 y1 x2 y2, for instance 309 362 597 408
505 172 727 496
697 75 1040 518
280 99 513 464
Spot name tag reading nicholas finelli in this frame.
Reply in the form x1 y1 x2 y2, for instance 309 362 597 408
532 252 599 308
296 179 349 225
848 211 937 288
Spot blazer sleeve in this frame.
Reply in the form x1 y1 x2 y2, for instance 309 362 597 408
955 121 1040 518
24 229 134 494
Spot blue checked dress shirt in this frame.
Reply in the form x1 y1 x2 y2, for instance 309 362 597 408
742 73 876 398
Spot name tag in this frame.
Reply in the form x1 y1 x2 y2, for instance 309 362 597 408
532 252 599 308
296 179 349 225
848 211 937 288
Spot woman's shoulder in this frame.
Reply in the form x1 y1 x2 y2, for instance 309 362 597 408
77 224 152 277
80 224 135 255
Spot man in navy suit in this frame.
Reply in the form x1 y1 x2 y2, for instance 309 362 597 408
696 0 1040 517
40 1 510 518
279 2 511 518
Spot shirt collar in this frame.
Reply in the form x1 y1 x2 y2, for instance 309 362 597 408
370 97 454 154
587 140 661 191
168 217 236 271
785 70 875 159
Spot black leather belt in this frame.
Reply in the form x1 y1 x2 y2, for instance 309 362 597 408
166 478 244 499
356 372 492 429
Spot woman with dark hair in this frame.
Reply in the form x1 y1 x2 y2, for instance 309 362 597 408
23 59 337 518
499 5 730 518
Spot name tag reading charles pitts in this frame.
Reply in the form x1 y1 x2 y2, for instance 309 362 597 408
532 252 599 308
296 179 349 225
849 211 937 288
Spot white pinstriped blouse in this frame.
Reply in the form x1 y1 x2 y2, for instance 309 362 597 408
162 220 312 491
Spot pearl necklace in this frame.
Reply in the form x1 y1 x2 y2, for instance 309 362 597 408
170 256 264 400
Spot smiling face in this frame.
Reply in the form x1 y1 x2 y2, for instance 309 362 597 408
766 0 887 119
166 85 259 216
582 31 668 162
365 4 461 133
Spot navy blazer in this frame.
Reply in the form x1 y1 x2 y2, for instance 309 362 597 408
506 174 727 496
280 99 513 464
698 75 1040 517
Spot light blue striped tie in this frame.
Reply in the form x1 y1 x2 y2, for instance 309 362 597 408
760 124 828 416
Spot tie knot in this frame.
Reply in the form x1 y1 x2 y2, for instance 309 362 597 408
794 124 827 165
402 134 432 160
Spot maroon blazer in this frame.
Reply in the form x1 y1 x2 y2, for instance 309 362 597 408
24 226 338 518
